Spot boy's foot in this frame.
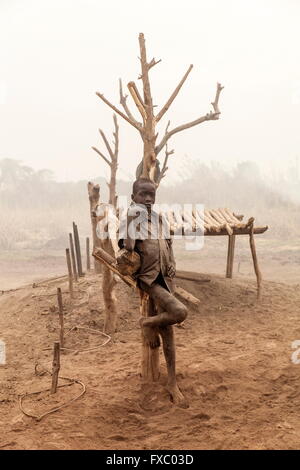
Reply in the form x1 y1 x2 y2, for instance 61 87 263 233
139 318 160 349
166 382 189 409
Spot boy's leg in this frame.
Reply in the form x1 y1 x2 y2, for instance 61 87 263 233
159 324 189 408
139 280 189 407
139 281 188 329
142 295 160 349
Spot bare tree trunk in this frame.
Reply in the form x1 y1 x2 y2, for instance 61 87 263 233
88 182 118 334
88 182 102 274
102 239 118 335
138 33 157 181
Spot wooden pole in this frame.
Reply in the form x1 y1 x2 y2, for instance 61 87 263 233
249 222 262 299
73 222 83 277
65 248 74 299
57 287 64 347
226 234 236 278
69 233 78 282
86 237 90 271
51 341 60 394
140 291 160 382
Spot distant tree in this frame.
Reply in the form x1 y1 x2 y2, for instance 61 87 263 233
234 161 261 183
0 159 32 189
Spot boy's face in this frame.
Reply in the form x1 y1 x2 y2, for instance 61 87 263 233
132 181 156 209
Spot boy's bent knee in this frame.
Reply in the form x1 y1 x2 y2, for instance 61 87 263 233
174 304 188 324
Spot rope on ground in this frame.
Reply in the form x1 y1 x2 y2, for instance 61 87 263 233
19 367 86 422
42 326 111 354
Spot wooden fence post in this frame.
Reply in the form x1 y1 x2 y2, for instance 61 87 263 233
57 288 64 347
226 234 236 278
69 233 78 282
51 342 60 394
65 249 74 299
73 222 83 277
86 237 90 271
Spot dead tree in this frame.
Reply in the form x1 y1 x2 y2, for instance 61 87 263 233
96 32 223 182
90 115 120 335
95 32 223 382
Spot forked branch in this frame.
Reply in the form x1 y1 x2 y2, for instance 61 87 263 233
92 115 119 168
99 129 114 160
118 78 141 126
112 114 119 162
211 82 224 115
155 82 224 155
138 57 162 78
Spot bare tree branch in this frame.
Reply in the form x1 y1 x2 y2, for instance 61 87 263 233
95 92 142 131
118 78 141 126
155 83 224 155
127 81 147 121
148 57 162 70
109 114 119 206
155 64 193 123
91 146 112 167
157 121 174 185
211 82 224 115
99 129 114 160
138 57 162 78
112 114 119 162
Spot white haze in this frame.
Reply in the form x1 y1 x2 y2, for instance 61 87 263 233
0 0 299 185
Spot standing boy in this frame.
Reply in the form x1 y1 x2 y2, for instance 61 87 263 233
117 178 188 407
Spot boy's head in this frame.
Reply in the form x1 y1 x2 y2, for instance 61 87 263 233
131 178 156 208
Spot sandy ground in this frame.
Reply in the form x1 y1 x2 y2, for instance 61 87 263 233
1 261 300 450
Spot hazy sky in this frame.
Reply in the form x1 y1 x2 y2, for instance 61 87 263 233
0 0 299 183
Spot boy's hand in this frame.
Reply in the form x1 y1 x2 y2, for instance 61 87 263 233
167 264 176 279
116 250 130 266
116 249 141 276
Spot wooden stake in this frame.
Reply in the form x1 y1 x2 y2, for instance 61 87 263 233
73 222 83 277
65 249 74 299
57 288 64 347
226 234 236 278
140 291 160 382
175 286 201 306
249 222 262 299
51 341 60 394
69 233 78 282
86 237 90 271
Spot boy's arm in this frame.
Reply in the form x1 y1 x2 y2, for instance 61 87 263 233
117 210 137 267
123 213 136 252
167 239 176 278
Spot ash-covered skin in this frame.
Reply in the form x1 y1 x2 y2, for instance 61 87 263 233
117 177 189 409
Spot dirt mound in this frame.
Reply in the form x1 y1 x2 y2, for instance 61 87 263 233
1 271 300 450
